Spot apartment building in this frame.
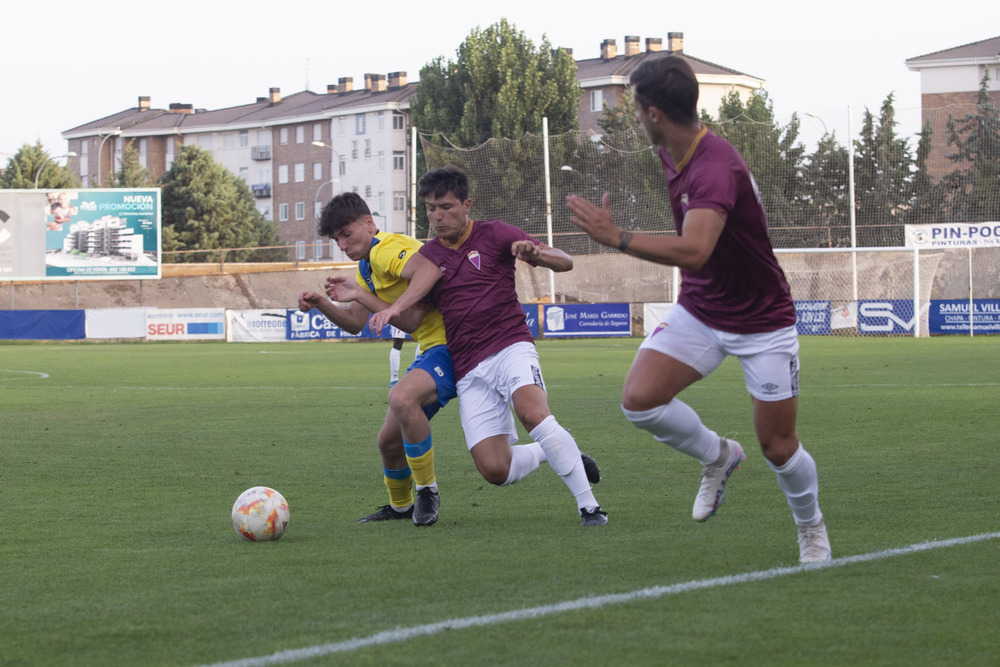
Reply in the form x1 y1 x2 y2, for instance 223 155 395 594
906 35 1000 180
62 34 762 260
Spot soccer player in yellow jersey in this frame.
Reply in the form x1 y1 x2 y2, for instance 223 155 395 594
298 192 453 526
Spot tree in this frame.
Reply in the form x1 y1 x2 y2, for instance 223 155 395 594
0 141 77 189
411 18 579 146
411 19 581 238
938 71 1000 222
110 143 155 188
852 93 915 246
908 121 946 225
801 133 851 246
707 89 807 247
160 145 284 262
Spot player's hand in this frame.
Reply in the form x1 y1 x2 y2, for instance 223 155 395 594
567 193 620 247
297 290 323 312
511 240 541 266
368 307 397 337
325 276 361 303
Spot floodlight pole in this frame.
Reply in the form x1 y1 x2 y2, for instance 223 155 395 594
542 117 555 303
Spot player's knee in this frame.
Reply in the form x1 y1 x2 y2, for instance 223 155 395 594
478 463 508 486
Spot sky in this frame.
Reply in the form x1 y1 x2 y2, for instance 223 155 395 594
2 0 994 164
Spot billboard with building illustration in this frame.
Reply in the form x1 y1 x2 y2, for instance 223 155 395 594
0 188 160 280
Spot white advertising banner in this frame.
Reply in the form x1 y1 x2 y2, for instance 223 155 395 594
145 308 226 340
226 310 289 342
905 222 1000 249
86 308 150 339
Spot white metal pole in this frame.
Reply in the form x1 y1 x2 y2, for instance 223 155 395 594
847 105 857 303
969 247 974 337
410 126 417 238
913 248 920 338
542 117 555 303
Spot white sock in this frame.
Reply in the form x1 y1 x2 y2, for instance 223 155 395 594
767 445 822 527
622 401 720 466
389 347 401 382
502 442 545 486
529 416 597 509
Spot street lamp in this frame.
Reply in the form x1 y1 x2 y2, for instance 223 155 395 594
98 129 122 187
806 112 829 137
34 152 78 189
312 178 340 261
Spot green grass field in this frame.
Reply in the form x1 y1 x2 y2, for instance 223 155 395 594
2 337 998 666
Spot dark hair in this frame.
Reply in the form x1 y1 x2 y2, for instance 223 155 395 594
317 191 370 238
629 56 700 125
418 165 470 202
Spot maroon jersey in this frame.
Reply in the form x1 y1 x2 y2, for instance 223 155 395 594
418 220 535 381
660 127 796 334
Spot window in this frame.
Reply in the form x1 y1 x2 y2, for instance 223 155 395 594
377 111 385 132
590 90 603 113
378 151 385 172
295 202 305 220
279 203 289 221
138 138 147 168
378 192 386 213
313 123 322 141
351 140 358 160
329 240 337 257
313 162 322 180
314 201 323 219
295 126 305 144
239 130 249 147
279 128 288 145
364 185 372 198
393 151 405 171
364 139 371 159
239 167 248 180
338 117 347 136
258 168 270 184
393 112 405 130
295 241 306 260
355 113 366 135
339 158 347 176
294 163 305 182
313 240 323 260
278 165 289 184
393 191 406 212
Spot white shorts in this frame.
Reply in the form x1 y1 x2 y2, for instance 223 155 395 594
639 304 800 401
455 341 545 449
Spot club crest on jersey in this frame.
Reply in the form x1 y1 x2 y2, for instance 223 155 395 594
467 250 481 270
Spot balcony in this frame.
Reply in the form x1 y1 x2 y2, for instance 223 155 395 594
251 145 272 161
251 183 271 198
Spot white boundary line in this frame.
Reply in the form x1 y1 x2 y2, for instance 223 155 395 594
201 531 1000 667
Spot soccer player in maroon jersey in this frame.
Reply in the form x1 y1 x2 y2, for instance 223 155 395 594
370 166 606 526
567 56 830 562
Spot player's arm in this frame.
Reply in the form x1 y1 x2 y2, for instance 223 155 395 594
511 240 573 272
326 276 428 334
567 193 724 270
367 253 441 335
297 290 370 334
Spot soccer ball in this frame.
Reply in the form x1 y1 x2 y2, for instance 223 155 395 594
231 486 290 542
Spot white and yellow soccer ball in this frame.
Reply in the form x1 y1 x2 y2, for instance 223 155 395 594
231 486 290 542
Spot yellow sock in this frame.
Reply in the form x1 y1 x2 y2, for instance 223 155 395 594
383 469 413 508
407 448 436 487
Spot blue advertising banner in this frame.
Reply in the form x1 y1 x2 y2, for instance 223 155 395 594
0 189 160 280
285 309 398 340
794 300 831 335
542 303 631 337
522 304 540 338
928 300 1000 335
858 300 916 335
0 310 85 340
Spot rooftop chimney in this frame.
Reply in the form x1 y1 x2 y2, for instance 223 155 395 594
326 83 338 94
365 73 386 92
624 35 640 57
600 38 617 60
138 96 151 111
168 103 194 114
269 87 281 104
646 37 663 53
256 97 267 103
388 71 407 89
338 77 353 94
667 32 684 53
